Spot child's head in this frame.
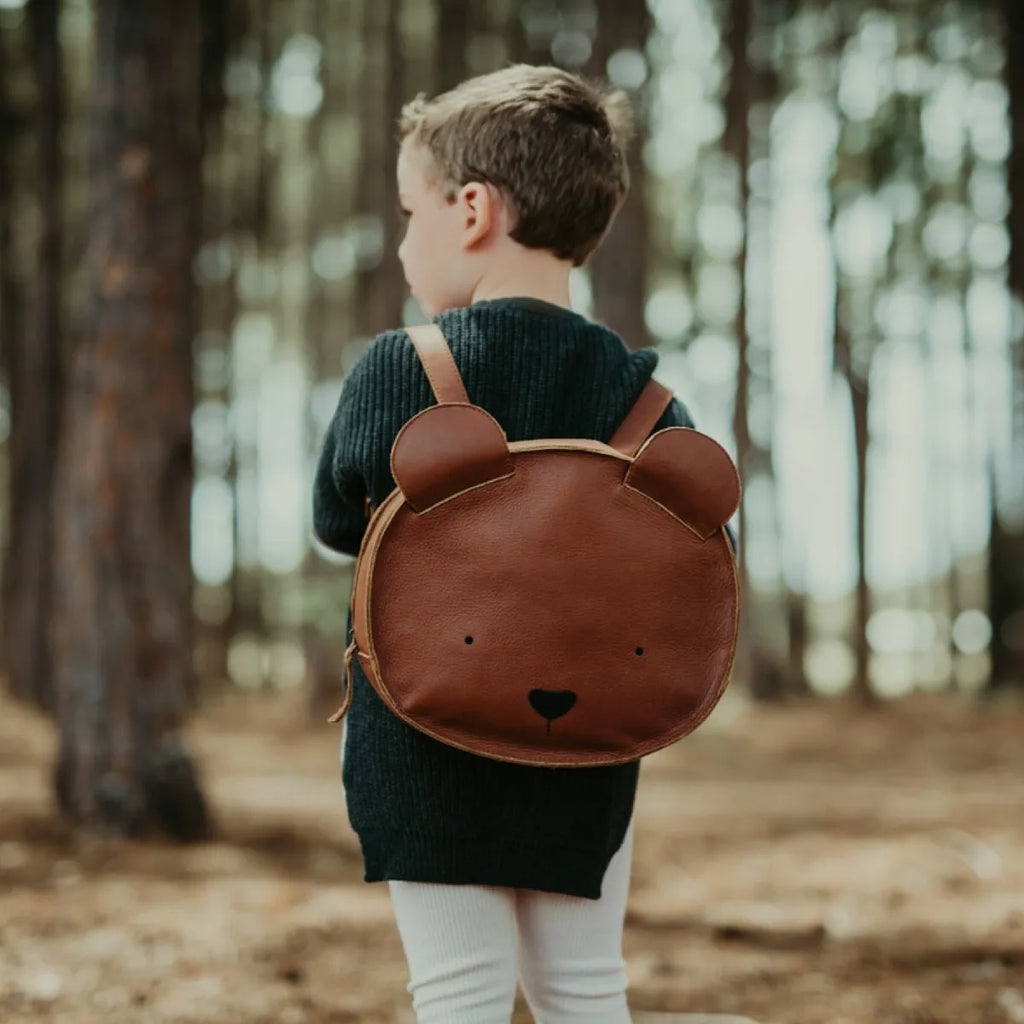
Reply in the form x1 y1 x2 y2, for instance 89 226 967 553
396 64 634 317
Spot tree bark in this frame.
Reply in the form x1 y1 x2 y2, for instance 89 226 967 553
0 68 16 402
51 0 210 839
1006 0 1024 479
849 363 873 703
584 0 652 350
2 0 64 715
434 0 469 94
191 0 243 704
989 0 1024 691
721 0 772 700
829 6 875 706
832 284 874 705
354 0 405 335
225 0 272 651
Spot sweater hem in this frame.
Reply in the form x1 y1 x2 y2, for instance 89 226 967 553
354 827 610 900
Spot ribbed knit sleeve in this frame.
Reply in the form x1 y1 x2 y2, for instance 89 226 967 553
312 330 402 556
657 395 696 431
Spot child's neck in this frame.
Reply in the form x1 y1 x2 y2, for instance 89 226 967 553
469 257 573 311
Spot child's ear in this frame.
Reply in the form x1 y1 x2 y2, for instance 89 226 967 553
458 181 498 250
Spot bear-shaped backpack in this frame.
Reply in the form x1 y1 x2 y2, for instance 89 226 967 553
327 323 741 767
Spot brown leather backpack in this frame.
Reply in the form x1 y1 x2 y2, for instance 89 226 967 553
327 323 741 767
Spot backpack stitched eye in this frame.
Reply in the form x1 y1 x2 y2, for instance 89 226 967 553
635 647 644 656
465 636 474 645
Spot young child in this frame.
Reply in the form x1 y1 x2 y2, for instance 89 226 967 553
313 63 716 1024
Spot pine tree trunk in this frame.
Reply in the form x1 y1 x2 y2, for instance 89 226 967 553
989 0 1024 691
722 0 775 700
584 0 652 350
850 367 874 703
0 38 22 700
1007 0 1024 483
354 0 405 335
434 0 469 93
829 7 875 707
1 0 63 714
226 0 272 651
191 0 241 705
51 0 210 839
833 282 874 705
0 81 16 401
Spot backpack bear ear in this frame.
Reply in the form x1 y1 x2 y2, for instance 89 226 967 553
623 428 740 541
391 403 513 513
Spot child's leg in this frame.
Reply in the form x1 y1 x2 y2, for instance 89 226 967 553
514 818 635 1024
387 880 519 1023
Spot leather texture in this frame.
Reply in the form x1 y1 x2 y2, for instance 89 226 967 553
391 404 513 513
331 323 742 767
624 428 742 540
608 374 674 455
404 324 470 403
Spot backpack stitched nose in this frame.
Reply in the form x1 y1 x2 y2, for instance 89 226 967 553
528 690 577 734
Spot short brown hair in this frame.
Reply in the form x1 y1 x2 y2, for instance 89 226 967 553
399 64 634 267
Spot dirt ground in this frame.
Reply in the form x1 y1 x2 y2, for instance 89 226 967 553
1 685 1022 1024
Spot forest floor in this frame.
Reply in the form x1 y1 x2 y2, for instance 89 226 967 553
0 685 1022 1024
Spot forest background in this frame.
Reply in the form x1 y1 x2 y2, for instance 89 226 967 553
0 1 1022 1023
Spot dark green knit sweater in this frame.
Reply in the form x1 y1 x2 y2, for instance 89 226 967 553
312 296 733 899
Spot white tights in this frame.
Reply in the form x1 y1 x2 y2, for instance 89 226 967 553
386 819 634 1024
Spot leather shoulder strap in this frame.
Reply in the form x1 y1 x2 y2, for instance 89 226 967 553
608 377 674 457
406 322 670 454
405 323 470 405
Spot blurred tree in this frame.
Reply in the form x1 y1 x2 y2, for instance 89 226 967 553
434 0 470 93
990 0 1024 690
189 0 244 700
834 210 873 706
0 48 15 411
302 0 367 716
226 0 275 654
504 0 547 71
830 3 876 706
354 0 405 336
301 0 339 716
925 5 983 694
0 32 23 697
745 0 798 698
1 0 64 715
584 0 652 349
200 0 233 131
51 0 209 838
722 0 778 699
